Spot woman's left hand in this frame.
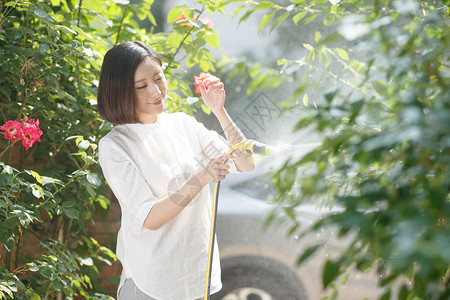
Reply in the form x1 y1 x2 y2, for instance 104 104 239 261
199 76 226 115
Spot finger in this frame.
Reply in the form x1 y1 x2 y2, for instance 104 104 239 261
207 82 224 91
199 80 207 95
225 153 237 161
217 164 230 170
217 175 226 181
216 154 229 162
204 77 220 86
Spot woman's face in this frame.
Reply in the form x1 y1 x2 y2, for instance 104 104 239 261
133 57 167 123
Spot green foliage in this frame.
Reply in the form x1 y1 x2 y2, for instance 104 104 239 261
228 0 449 298
0 0 226 298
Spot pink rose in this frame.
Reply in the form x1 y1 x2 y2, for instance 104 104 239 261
0 120 24 142
200 17 214 28
21 119 43 150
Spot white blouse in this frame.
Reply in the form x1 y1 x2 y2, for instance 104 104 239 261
98 112 236 300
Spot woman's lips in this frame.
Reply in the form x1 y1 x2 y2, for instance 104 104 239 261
149 97 163 105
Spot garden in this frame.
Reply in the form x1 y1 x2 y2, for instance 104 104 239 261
0 0 448 299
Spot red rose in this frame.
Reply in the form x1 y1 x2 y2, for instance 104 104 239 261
0 120 24 142
175 12 197 28
175 12 214 29
0 118 43 150
193 72 216 95
21 118 43 150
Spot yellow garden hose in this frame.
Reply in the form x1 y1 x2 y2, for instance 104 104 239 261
204 139 277 300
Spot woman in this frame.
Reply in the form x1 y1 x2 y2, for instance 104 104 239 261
97 41 254 300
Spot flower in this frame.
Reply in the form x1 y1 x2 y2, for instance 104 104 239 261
21 118 43 150
193 72 216 95
175 12 213 29
200 17 214 29
22 118 42 132
0 120 24 142
175 12 196 28
0 118 43 150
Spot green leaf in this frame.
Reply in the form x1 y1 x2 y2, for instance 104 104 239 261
28 262 39 272
259 76 285 90
293 11 307 25
4 236 15 251
33 4 48 18
239 9 255 23
247 73 268 95
254 1 277 10
259 10 276 32
325 90 338 103
86 173 101 188
315 32 321 43
270 12 290 32
95 194 110 210
303 13 318 25
40 176 64 186
303 94 309 106
147 12 157 26
78 140 90 151
39 43 50 53
39 266 53 279
201 103 211 115
167 5 187 23
298 244 320 264
26 169 42 183
85 184 96 198
380 290 391 300
323 13 335 26
303 43 314 51
31 185 43 199
335 48 349 61
323 260 342 288
64 208 79 219
205 34 219 49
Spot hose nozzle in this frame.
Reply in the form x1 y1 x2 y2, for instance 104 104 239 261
234 139 278 155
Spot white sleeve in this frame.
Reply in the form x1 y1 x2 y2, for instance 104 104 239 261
184 114 239 173
98 138 158 229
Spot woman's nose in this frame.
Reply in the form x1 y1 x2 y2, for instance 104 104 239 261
148 83 161 97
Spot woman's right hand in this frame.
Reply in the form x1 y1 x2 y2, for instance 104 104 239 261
199 153 236 184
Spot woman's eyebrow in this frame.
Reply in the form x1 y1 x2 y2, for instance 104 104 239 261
134 71 162 84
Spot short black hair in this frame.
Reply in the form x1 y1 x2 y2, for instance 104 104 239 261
97 41 163 124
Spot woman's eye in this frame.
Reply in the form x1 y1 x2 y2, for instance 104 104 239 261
155 77 162 82
137 85 147 89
